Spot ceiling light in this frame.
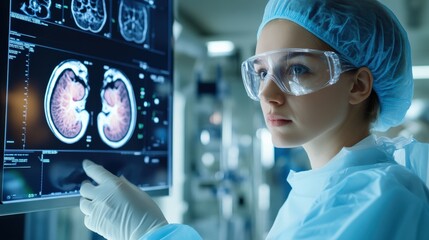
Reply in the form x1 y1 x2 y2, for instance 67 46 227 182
412 65 429 79
207 41 235 57
173 20 182 40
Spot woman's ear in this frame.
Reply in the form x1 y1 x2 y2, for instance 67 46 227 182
349 67 373 105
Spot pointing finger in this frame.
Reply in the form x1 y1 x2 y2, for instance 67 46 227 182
82 159 118 185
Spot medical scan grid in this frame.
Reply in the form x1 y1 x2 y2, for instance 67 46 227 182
1 0 173 203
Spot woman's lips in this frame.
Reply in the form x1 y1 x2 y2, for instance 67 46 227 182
266 115 292 126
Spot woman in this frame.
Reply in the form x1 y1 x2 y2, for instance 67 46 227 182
80 0 429 239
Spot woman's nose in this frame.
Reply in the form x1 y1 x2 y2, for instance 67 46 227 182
259 78 286 105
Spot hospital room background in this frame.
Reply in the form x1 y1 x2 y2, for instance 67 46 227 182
1 0 429 239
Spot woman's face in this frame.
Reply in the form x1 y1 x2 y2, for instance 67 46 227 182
256 20 354 148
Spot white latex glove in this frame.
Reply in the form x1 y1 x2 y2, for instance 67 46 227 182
79 159 168 240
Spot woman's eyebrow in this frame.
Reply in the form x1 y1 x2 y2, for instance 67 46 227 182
253 58 262 65
252 51 317 67
252 52 307 65
281 52 314 61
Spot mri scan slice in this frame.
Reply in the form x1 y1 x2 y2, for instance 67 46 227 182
71 0 107 33
44 60 90 144
119 0 148 44
97 68 136 148
20 0 52 19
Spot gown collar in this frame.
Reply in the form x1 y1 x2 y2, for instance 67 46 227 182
286 134 391 197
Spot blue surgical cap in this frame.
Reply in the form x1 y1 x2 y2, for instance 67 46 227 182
258 0 414 132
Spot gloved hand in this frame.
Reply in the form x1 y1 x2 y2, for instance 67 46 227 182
79 159 168 240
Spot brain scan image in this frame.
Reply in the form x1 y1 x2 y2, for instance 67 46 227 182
119 0 148 44
20 0 52 19
71 0 107 33
44 60 90 144
97 68 136 148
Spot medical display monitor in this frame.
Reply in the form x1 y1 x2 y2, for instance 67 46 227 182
0 0 173 215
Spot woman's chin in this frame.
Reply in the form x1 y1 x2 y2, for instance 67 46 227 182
272 137 303 149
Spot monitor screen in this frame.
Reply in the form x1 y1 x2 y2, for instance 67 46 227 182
0 0 173 215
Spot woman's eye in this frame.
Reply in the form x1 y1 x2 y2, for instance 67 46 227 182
288 64 310 75
257 69 268 80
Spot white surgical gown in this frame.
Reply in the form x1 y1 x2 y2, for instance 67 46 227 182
140 135 429 240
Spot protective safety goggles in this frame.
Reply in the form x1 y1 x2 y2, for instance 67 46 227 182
241 48 356 100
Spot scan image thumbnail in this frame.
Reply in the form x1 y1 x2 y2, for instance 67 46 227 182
71 0 107 33
119 0 148 44
44 60 90 144
20 0 52 19
97 68 136 148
